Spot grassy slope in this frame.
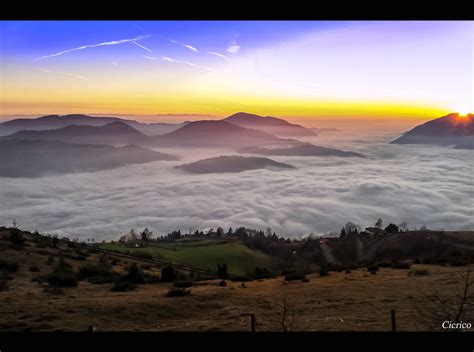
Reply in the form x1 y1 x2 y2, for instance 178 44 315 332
99 241 276 276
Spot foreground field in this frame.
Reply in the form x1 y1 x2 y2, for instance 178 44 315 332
0 259 469 331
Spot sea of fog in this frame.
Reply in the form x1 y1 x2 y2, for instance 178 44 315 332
1 131 473 240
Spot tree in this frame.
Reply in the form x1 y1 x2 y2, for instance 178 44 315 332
216 227 224 238
266 227 273 237
412 267 473 330
141 227 153 243
217 264 229 279
375 218 383 228
340 228 347 238
420 224 428 231
227 227 234 236
344 222 361 235
384 223 399 234
161 265 175 282
398 221 408 232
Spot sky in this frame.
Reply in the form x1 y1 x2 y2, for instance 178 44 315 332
0 21 473 122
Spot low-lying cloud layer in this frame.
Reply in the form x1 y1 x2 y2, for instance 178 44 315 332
1 132 472 240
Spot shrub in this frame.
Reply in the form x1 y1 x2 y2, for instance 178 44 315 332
46 256 55 265
302 278 310 283
218 280 227 287
217 264 229 279
284 273 306 281
367 265 379 273
140 264 152 270
410 269 430 276
30 265 40 272
345 270 352 274
9 229 25 246
450 260 468 267
319 264 329 277
124 263 145 284
161 265 175 282
231 275 251 282
134 251 153 260
378 261 392 268
391 261 411 269
111 279 136 292
111 259 119 266
0 260 19 273
43 285 65 295
167 288 191 297
78 258 114 284
47 258 78 287
173 280 193 288
254 267 274 279
0 280 9 291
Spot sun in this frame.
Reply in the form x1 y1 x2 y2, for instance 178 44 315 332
455 107 470 117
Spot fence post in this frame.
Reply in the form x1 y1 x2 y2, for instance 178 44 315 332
390 308 396 332
249 313 256 332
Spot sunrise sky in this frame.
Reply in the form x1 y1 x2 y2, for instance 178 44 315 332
0 21 473 122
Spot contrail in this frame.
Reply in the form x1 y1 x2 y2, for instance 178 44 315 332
34 35 152 61
131 40 153 52
170 40 198 53
208 51 231 62
144 55 216 72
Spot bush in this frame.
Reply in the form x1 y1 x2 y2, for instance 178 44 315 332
124 263 145 284
0 280 9 291
367 265 379 273
410 269 430 276
450 260 468 267
218 280 227 287
284 273 306 281
173 280 193 288
9 229 25 246
345 270 352 274
378 261 392 268
47 258 78 287
0 260 19 273
111 279 136 292
29 265 40 272
140 264 152 270
161 265 175 283
319 264 330 277
167 288 191 297
134 251 153 260
46 256 55 265
111 259 119 266
0 272 14 281
231 275 251 282
78 259 115 284
302 278 310 283
43 285 65 295
391 261 411 269
254 267 274 279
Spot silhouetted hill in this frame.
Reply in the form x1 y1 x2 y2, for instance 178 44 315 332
391 113 474 149
2 122 148 146
240 143 365 157
222 112 316 137
176 155 295 173
0 114 184 136
153 120 295 148
0 140 177 177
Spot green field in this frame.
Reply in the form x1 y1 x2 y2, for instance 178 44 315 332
99 240 276 276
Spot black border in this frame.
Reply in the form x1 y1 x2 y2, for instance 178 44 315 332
1 3 474 20
1 331 474 351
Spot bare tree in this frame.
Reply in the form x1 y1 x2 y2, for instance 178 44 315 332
375 218 383 229
274 293 296 331
398 221 408 232
412 267 473 330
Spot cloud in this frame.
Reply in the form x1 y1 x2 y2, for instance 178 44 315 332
170 39 198 53
226 41 240 54
144 55 217 72
208 51 231 62
8 64 84 79
111 61 118 67
33 35 152 61
1 134 473 240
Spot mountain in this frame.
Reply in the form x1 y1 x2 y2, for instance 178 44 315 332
240 143 365 158
390 113 474 149
0 114 185 136
153 120 296 148
176 155 295 174
222 112 317 137
2 122 149 147
0 140 177 178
